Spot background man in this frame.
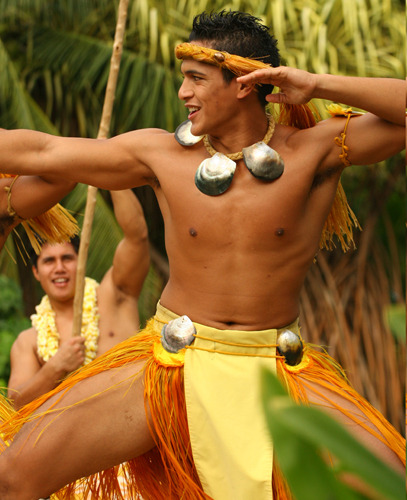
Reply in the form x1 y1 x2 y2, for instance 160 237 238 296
2 182 150 410
0 10 404 500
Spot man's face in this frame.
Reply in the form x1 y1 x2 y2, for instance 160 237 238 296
178 55 238 137
32 242 78 303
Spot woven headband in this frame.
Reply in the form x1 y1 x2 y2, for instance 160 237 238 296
175 43 271 77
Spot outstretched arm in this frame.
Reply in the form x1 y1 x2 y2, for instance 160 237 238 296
0 128 167 190
238 69 405 168
0 175 76 251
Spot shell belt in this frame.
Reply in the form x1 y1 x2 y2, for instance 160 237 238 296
160 315 303 366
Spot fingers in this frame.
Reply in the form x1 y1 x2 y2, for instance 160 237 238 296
237 68 279 85
58 337 86 367
265 92 286 103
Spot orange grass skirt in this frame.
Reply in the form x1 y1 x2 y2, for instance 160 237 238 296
0 308 405 499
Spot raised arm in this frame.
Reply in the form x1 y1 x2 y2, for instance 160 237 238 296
237 68 404 125
108 189 150 298
237 69 405 166
0 175 76 251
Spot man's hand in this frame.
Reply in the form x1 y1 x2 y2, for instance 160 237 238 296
237 66 318 105
49 337 86 374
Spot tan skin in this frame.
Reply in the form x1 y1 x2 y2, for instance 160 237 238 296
6 188 150 410
0 49 404 498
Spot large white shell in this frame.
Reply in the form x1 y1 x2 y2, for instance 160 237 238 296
242 142 284 181
195 153 236 196
174 120 203 146
277 329 303 366
161 315 197 353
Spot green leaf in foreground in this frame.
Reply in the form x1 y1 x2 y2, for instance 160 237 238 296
261 369 404 500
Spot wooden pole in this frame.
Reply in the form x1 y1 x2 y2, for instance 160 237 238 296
72 0 130 336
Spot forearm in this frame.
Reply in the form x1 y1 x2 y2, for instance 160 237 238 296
110 190 148 241
8 363 67 410
312 75 405 126
109 190 150 297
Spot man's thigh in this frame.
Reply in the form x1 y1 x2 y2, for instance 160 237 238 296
2 359 155 498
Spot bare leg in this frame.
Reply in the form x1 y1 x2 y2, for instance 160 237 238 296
300 377 405 475
0 360 155 499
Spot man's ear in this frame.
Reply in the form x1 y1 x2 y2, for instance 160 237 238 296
236 81 256 99
32 265 40 281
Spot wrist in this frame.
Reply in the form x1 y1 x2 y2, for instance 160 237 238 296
45 356 69 381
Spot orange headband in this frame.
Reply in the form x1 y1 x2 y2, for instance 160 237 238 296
175 43 271 76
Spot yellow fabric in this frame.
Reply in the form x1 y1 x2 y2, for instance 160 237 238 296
155 304 296 499
0 304 405 500
153 339 186 367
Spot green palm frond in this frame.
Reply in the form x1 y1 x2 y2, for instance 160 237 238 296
0 38 58 131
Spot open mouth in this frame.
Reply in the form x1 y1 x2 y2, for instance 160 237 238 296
188 106 200 119
53 278 69 287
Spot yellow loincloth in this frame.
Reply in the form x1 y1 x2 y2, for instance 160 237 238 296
154 304 294 499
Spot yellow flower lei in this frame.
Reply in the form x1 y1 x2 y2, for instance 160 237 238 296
32 277 100 365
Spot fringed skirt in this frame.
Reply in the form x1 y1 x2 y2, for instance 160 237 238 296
0 303 405 499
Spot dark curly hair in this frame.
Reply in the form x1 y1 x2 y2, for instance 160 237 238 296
30 235 80 268
189 11 280 105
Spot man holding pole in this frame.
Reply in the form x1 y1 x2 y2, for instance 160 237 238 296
4 185 150 410
0 10 405 500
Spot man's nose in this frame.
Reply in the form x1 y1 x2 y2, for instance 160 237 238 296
178 79 193 100
54 259 65 271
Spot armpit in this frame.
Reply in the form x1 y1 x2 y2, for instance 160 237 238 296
0 212 17 236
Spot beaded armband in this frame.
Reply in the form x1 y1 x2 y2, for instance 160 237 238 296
327 104 363 167
4 176 24 220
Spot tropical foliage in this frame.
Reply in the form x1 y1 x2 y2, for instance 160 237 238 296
0 0 405 429
261 369 405 500
0 275 30 393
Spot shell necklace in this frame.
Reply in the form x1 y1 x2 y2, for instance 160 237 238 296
174 115 284 196
32 277 100 365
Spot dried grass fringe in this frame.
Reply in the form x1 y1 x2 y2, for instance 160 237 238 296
0 320 404 499
0 173 79 255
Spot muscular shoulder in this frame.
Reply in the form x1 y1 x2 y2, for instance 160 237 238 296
114 128 180 186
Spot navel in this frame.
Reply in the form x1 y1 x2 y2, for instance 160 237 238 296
189 227 198 237
275 228 285 236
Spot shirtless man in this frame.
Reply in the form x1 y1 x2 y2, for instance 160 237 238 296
6 188 150 410
0 10 404 500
